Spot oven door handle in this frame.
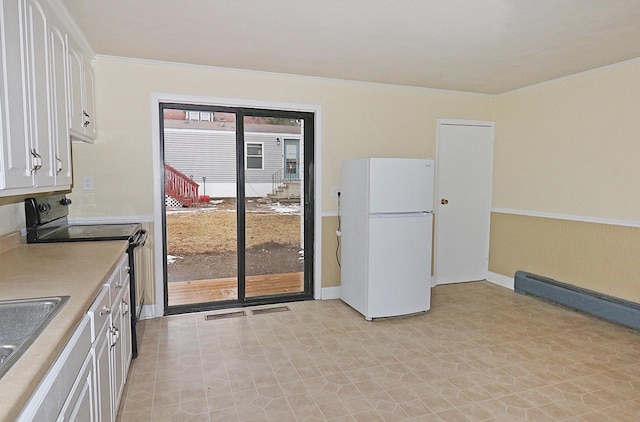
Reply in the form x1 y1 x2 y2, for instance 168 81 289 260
130 229 147 248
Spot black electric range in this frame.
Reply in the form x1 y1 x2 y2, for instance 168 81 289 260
25 193 147 358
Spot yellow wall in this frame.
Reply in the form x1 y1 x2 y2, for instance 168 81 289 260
493 60 640 219
321 216 341 287
69 58 495 296
4 55 636 305
0 199 24 235
491 60 640 302
490 213 640 302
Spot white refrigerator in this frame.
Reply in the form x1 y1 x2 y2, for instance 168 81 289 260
340 158 434 320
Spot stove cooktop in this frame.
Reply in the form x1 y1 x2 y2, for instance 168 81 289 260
35 223 141 242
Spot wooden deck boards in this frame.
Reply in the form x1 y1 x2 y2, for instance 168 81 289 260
167 272 304 306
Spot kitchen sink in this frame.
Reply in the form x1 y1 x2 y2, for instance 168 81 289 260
0 296 69 379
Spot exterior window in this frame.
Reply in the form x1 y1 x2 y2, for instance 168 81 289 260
246 143 263 169
186 111 212 121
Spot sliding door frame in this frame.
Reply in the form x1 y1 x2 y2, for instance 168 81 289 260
152 94 322 317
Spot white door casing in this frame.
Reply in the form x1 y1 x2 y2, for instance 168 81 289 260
434 119 494 285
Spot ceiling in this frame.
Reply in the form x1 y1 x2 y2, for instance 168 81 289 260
61 0 640 94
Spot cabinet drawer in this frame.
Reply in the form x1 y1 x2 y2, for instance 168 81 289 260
87 286 110 343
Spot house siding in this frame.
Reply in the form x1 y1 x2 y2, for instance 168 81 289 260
164 128 300 198
164 128 236 183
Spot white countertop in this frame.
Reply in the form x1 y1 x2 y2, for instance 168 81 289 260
0 240 129 421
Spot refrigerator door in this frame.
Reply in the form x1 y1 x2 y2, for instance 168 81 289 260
367 213 432 319
369 158 434 214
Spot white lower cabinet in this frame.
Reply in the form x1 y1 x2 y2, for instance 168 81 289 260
120 281 132 384
56 349 96 422
18 254 132 422
94 312 112 422
111 286 125 409
17 316 92 421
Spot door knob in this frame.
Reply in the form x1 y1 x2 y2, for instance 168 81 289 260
441 199 449 205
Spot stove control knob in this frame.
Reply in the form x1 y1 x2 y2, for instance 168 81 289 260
60 198 72 206
38 203 51 212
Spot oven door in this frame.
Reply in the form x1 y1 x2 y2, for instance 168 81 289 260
127 229 147 358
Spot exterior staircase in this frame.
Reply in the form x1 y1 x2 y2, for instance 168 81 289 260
266 180 301 204
165 163 199 207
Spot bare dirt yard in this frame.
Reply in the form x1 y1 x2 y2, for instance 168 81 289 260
166 200 304 282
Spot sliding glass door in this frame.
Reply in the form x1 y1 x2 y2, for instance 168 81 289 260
161 104 314 314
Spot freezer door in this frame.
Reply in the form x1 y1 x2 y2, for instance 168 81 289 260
369 158 434 213
367 213 432 319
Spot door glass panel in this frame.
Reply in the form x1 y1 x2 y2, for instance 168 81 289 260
164 108 239 306
243 116 304 298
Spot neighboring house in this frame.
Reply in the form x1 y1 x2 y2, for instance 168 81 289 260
163 111 302 199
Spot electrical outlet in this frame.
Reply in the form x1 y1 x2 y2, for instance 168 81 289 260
82 176 94 190
331 186 341 198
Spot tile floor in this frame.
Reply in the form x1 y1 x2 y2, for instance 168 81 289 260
116 282 640 421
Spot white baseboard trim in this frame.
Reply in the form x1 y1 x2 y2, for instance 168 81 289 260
321 286 341 300
486 272 514 290
139 304 158 320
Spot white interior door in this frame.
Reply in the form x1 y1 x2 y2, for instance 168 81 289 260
435 120 494 285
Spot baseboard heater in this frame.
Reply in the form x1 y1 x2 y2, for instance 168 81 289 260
514 271 640 331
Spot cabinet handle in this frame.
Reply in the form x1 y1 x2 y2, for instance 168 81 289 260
110 326 120 348
30 149 42 172
99 305 111 316
122 299 129 316
123 266 130 274
83 110 90 127
55 156 63 173
114 281 122 290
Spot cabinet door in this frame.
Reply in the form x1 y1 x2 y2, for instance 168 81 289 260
82 58 95 139
48 14 71 186
67 36 84 136
56 349 96 422
0 0 32 189
23 0 55 187
66 36 95 142
111 294 124 414
94 322 113 422
121 280 132 381
17 316 92 421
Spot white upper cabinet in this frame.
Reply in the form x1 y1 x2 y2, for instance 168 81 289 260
48 9 72 186
0 0 94 197
24 0 56 187
0 0 32 190
68 35 96 142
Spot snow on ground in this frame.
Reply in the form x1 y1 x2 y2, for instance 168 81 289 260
166 200 300 215
166 207 221 214
267 203 301 214
167 255 183 264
